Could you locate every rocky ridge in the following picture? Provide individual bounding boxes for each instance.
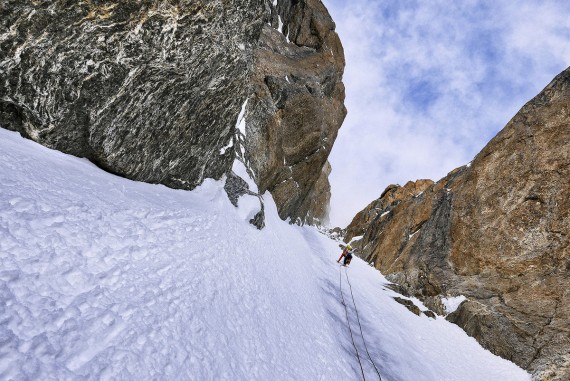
[345,67,570,380]
[0,0,345,227]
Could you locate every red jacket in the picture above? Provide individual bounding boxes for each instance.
[337,248,352,262]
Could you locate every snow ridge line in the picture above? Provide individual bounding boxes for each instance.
[339,265,366,380]
[345,268,383,380]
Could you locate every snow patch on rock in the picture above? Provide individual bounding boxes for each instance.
[442,295,468,314]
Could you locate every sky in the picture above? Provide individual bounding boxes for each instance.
[324,0,570,227]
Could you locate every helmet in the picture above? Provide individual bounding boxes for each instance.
[347,244,352,250]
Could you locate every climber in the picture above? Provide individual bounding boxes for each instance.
[337,244,354,266]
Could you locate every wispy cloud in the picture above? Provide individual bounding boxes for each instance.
[324,0,570,226]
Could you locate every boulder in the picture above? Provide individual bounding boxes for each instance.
[0,0,265,189]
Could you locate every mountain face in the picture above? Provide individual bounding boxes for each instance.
[0,0,344,226]
[345,68,570,380]
[244,0,346,225]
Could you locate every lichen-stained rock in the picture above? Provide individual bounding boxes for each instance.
[344,179,435,245]
[244,0,346,225]
[345,67,570,381]
[0,0,265,189]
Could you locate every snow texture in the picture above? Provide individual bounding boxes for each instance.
[277,16,290,43]
[219,137,234,155]
[232,159,258,194]
[0,129,531,380]
[236,99,248,135]
[441,295,468,315]
[348,235,363,244]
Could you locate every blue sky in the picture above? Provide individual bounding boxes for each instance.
[324,0,570,227]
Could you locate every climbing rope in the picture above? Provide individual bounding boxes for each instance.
[344,268,383,380]
[339,265,366,380]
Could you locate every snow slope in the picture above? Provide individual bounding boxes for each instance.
[0,128,531,381]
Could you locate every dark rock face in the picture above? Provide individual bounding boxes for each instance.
[0,0,345,227]
[345,67,570,380]
[244,0,346,224]
[224,172,256,208]
[0,1,265,189]
[223,171,265,229]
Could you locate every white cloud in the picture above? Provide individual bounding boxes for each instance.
[324,0,570,227]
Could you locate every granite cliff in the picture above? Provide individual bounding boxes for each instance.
[345,67,570,380]
[0,0,344,226]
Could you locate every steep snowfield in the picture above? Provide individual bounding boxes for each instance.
[0,129,530,381]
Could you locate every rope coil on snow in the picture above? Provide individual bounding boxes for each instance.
[339,265,366,380]
[344,268,383,380]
